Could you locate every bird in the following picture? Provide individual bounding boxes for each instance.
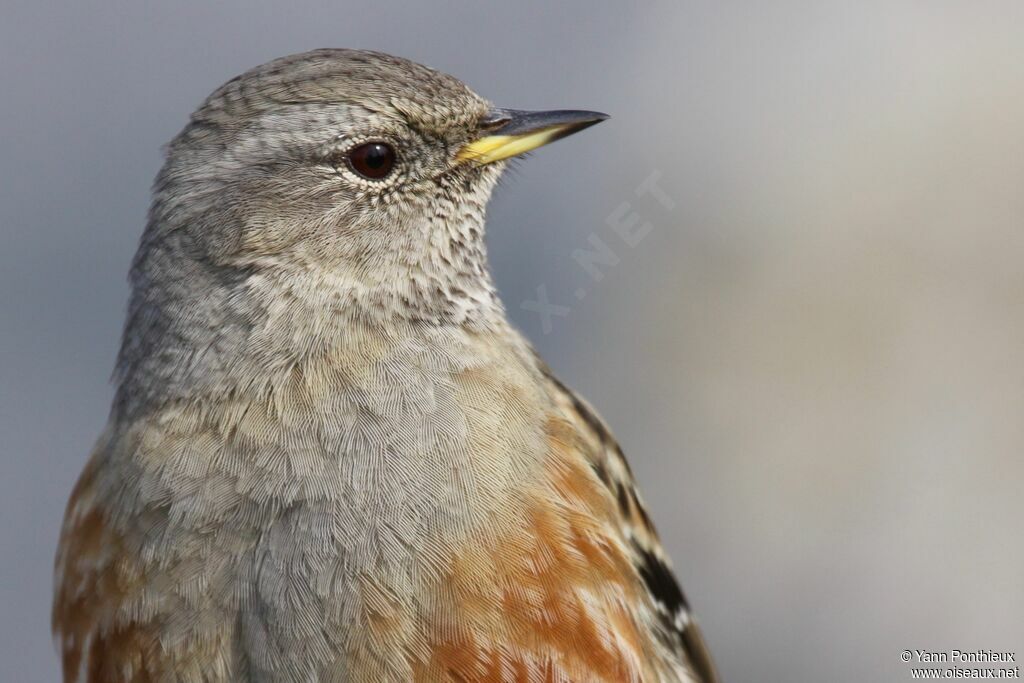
[52,49,719,683]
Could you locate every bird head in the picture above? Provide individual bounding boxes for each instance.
[146,49,604,308]
[119,50,605,398]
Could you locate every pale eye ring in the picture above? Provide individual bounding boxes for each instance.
[346,141,396,180]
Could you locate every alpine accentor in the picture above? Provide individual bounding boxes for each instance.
[53,49,718,683]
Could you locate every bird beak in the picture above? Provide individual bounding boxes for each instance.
[457,108,609,165]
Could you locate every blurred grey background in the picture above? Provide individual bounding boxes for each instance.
[2,1,1022,681]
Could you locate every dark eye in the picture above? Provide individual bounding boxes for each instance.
[346,142,396,180]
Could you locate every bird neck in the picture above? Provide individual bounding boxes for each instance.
[111,231,509,419]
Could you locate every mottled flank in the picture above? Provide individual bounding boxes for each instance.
[539,366,720,683]
[53,49,717,682]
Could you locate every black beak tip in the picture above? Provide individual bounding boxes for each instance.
[575,110,610,130]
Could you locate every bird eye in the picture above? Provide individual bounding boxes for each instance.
[346,142,396,180]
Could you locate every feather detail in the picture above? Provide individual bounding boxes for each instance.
[537,360,721,683]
